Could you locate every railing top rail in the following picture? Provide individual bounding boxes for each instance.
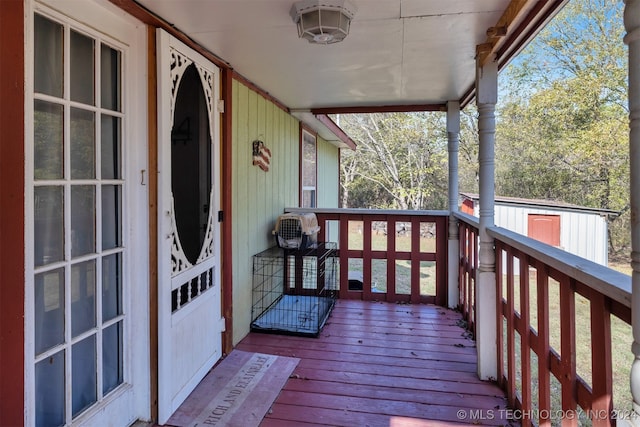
[488,225,631,309]
[284,207,449,217]
[453,211,480,228]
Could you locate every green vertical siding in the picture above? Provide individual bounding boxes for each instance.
[231,81,341,344]
[231,80,300,344]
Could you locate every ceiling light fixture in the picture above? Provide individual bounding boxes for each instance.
[290,0,357,45]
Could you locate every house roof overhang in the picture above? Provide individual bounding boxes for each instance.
[110,0,568,142]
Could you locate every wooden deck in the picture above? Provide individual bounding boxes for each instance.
[236,299,516,426]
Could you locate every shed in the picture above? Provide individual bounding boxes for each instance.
[460,193,619,266]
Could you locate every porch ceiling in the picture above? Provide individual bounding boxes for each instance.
[135,0,566,111]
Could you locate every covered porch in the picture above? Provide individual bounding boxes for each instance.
[239,299,509,426]
[169,299,512,426]
[167,206,632,426]
[116,0,640,424]
[136,0,639,421]
[2,0,639,425]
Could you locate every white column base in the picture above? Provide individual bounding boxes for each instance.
[476,269,498,381]
[448,239,459,309]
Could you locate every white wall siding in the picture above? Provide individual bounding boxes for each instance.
[493,204,608,266]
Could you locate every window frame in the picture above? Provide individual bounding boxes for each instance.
[299,125,317,208]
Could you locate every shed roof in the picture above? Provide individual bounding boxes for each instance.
[460,192,620,217]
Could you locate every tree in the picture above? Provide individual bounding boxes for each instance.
[496,0,629,255]
[339,112,449,210]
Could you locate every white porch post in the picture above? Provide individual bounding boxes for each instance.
[475,57,498,380]
[447,101,461,309]
[626,0,640,421]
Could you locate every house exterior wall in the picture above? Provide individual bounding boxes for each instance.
[491,204,609,266]
[230,79,340,344]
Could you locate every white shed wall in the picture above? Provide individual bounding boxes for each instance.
[490,204,608,266]
[472,203,609,266]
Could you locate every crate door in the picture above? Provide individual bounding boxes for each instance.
[156,29,223,424]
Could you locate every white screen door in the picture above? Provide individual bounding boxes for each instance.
[156,29,223,424]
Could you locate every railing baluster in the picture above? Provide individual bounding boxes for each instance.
[590,291,613,426]
[537,262,551,426]
[363,216,373,300]
[411,216,421,304]
[386,216,397,302]
[496,241,505,388]
[339,214,349,299]
[506,246,516,408]
[519,252,532,427]
[458,223,465,315]
[559,274,577,425]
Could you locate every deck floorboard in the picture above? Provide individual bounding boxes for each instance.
[236,300,516,426]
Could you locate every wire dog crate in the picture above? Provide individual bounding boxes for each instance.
[251,243,338,336]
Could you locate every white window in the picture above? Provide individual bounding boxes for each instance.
[301,127,317,208]
[31,12,125,424]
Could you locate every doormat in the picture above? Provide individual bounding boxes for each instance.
[165,350,299,427]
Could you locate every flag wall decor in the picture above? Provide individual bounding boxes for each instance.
[252,140,271,172]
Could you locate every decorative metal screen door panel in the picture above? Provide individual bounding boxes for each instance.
[156,29,223,424]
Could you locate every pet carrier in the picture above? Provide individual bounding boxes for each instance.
[273,212,320,249]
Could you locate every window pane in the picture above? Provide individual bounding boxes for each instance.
[35,350,65,427]
[34,14,63,97]
[71,186,95,258]
[71,260,96,337]
[102,185,121,250]
[103,321,123,395]
[302,131,316,187]
[303,189,316,208]
[70,108,95,179]
[72,335,97,417]
[70,30,95,105]
[34,186,64,267]
[35,268,65,354]
[34,100,64,180]
[102,253,122,321]
[301,130,316,208]
[101,44,121,111]
[101,115,121,179]
[170,64,213,264]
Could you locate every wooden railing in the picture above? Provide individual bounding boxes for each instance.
[456,212,479,336]
[456,212,632,426]
[285,208,449,305]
